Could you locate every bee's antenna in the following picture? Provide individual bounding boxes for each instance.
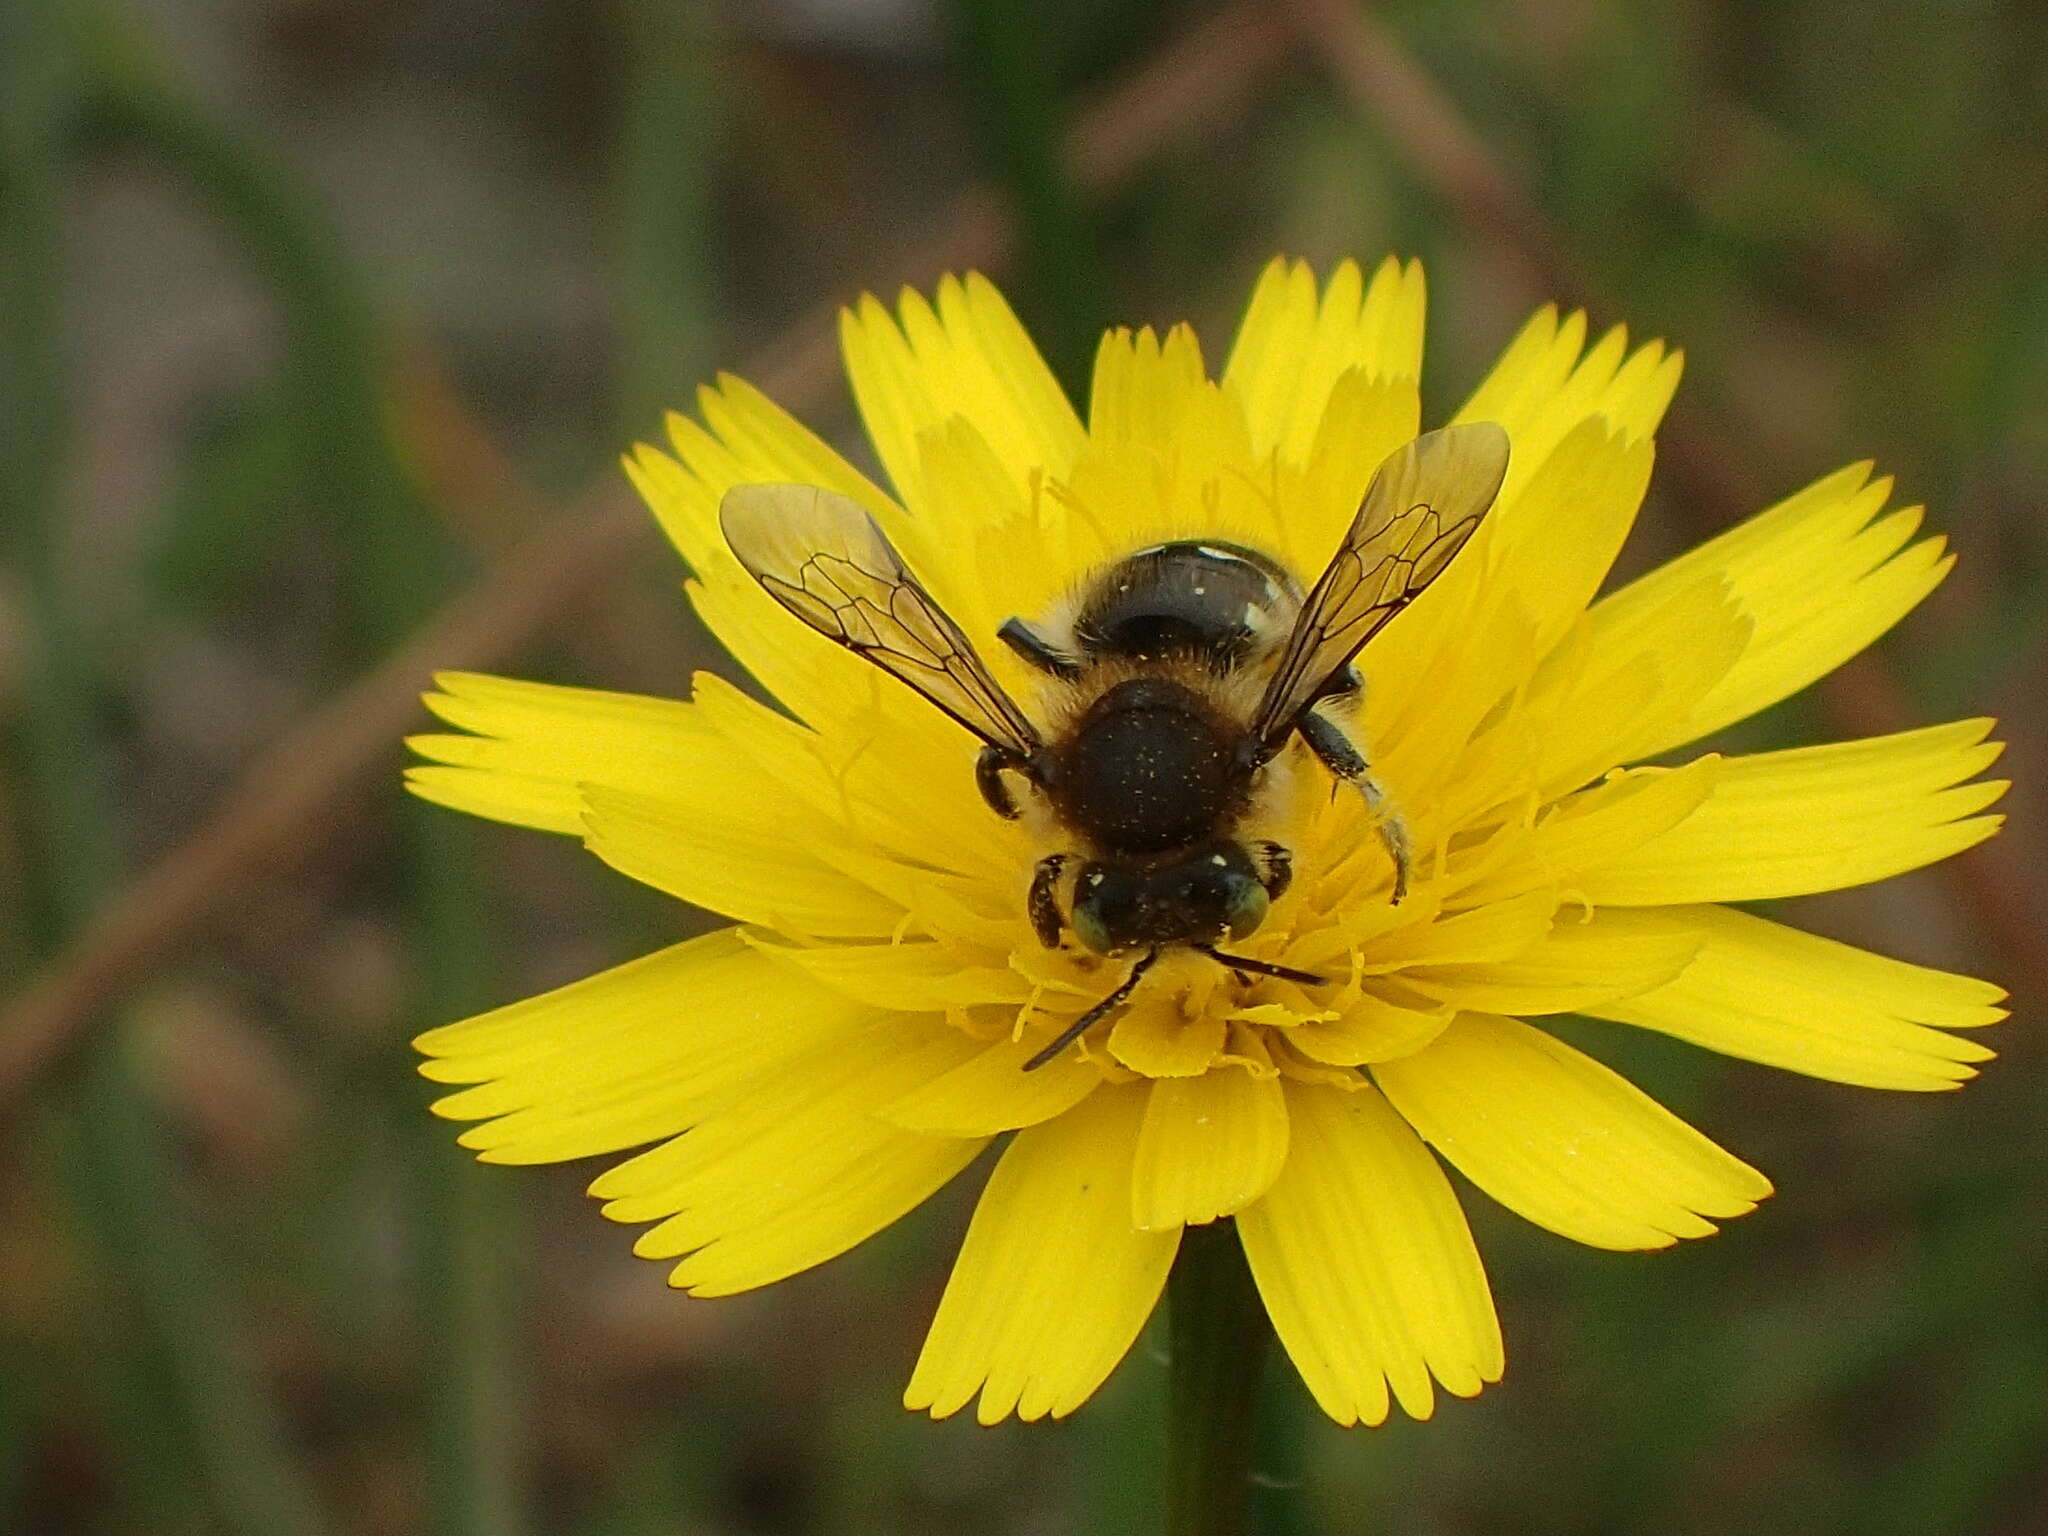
[1023,949,1160,1072]
[1194,945,1324,987]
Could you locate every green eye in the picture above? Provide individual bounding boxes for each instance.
[1224,877,1269,940]
[1071,901,1116,955]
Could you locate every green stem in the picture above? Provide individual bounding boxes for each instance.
[1165,1221,1271,1536]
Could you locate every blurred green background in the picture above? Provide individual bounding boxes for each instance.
[2,0,2044,1532]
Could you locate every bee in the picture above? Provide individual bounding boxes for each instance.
[720,422,1510,1069]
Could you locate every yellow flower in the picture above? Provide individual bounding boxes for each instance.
[407,257,2007,1428]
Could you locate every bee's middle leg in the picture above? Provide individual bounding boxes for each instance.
[1295,704,1412,903]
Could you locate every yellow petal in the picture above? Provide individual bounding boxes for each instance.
[1402,908,1701,1016]
[1270,366,1424,582]
[580,783,905,937]
[880,1033,1102,1136]
[593,1016,985,1295]
[1366,891,1558,971]
[1368,583,1538,801]
[746,935,1027,1012]
[1089,323,1209,448]
[1237,1081,1502,1427]
[407,671,714,836]
[1592,462,1951,755]
[1286,986,1452,1067]
[633,371,897,578]
[418,930,872,1164]
[1108,990,1227,1077]
[1455,757,1722,907]
[1224,256,1425,465]
[1480,418,1655,661]
[1575,720,2005,905]
[410,666,1002,902]
[839,273,1084,515]
[906,1086,1177,1423]
[1515,580,1753,797]
[1130,1068,1290,1230]
[1454,309,1680,510]
[1373,1013,1772,1250]
[624,390,912,733]
[686,670,1016,881]
[905,414,1038,641]
[658,1126,980,1296]
[1592,905,2003,1090]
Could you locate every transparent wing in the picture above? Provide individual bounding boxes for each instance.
[720,483,1042,758]
[1251,422,1511,746]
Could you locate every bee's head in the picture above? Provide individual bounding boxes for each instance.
[1070,840,1272,955]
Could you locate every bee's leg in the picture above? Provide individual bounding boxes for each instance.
[1023,948,1159,1071]
[976,744,1024,819]
[1254,840,1293,902]
[1028,854,1070,949]
[1296,706,1412,903]
[997,617,1082,681]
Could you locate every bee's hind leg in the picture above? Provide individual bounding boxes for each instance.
[1295,704,1412,904]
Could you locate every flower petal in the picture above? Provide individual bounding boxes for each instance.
[1591,905,2004,1091]
[623,389,926,733]
[1480,418,1655,661]
[1270,367,1424,582]
[1237,1081,1502,1427]
[1592,463,1951,756]
[595,1015,984,1292]
[1285,986,1451,1066]
[634,371,897,577]
[692,671,1017,876]
[747,936,1028,1012]
[1575,720,2005,904]
[1373,1013,1772,1250]
[1455,309,1680,509]
[407,671,716,835]
[1223,255,1425,465]
[906,1086,1178,1424]
[840,273,1085,515]
[1401,908,1701,1016]
[1512,580,1753,797]
[1108,990,1228,1077]
[1130,1068,1290,1230]
[1366,891,1558,971]
[418,930,872,1164]
[880,1032,1102,1136]
[1454,758,1722,907]
[580,783,906,936]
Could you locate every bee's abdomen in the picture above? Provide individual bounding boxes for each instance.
[1054,679,1242,855]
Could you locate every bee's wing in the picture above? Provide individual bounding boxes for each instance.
[1250,422,1510,747]
[720,483,1042,758]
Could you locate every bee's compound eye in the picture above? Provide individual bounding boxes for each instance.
[1223,875,1270,940]
[1071,900,1116,956]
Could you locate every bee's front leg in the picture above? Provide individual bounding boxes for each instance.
[1254,840,1293,902]
[1028,854,1071,948]
[1295,705,1412,904]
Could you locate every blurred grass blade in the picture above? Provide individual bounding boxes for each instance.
[2,8,327,1533]
[614,0,718,437]
[944,0,1109,397]
[67,4,524,1530]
